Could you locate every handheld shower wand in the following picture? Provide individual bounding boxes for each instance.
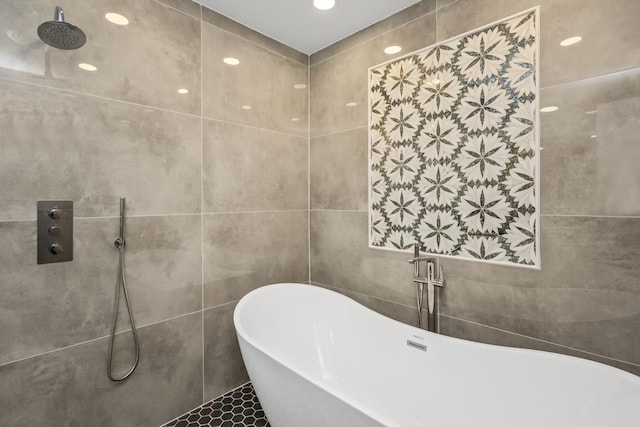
[107,197,140,381]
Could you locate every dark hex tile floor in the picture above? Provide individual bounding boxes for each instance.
[162,383,270,427]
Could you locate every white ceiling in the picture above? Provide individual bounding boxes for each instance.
[195,0,422,55]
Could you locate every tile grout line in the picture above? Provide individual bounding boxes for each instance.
[0,210,315,223]
[2,212,639,225]
[150,0,200,20]
[0,80,306,141]
[202,116,307,139]
[0,309,203,369]
[308,54,312,284]
[310,208,368,213]
[202,300,239,313]
[200,5,206,405]
[539,67,640,91]
[0,77,201,120]
[202,209,309,215]
[77,213,201,220]
[311,281,417,310]
[311,125,368,139]
[440,314,640,368]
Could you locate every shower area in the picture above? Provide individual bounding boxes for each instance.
[1,0,639,425]
[0,0,308,424]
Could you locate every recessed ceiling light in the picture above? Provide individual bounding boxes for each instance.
[560,36,582,47]
[345,102,357,107]
[540,106,559,113]
[223,57,240,65]
[291,117,300,122]
[78,63,97,71]
[591,134,597,138]
[178,88,189,94]
[105,13,129,26]
[242,105,252,110]
[294,83,307,89]
[313,0,335,11]
[585,110,598,115]
[539,147,544,151]
[384,45,402,55]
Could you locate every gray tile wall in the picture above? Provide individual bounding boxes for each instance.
[0,0,308,425]
[3,0,638,423]
[309,0,640,375]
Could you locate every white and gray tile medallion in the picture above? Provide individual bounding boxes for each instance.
[369,8,540,268]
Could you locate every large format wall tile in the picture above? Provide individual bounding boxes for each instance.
[119,215,202,327]
[203,120,308,212]
[540,69,640,216]
[0,0,201,114]
[202,23,308,136]
[310,210,417,307]
[203,302,249,402]
[0,215,202,366]
[310,127,368,211]
[436,0,640,87]
[203,211,309,309]
[0,219,114,366]
[0,81,201,220]
[310,12,437,137]
[439,315,640,376]
[0,313,202,427]
[439,216,640,365]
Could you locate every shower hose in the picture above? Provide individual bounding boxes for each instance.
[107,198,140,381]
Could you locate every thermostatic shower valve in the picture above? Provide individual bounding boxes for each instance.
[37,200,73,264]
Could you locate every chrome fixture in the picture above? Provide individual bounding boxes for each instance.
[37,201,73,264]
[406,243,445,332]
[406,339,427,352]
[107,197,140,381]
[37,6,86,50]
[406,244,430,328]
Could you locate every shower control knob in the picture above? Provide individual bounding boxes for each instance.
[48,225,62,236]
[48,208,63,219]
[49,243,64,255]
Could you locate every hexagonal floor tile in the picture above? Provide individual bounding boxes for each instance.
[162,383,270,427]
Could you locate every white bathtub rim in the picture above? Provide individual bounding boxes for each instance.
[234,283,640,425]
[235,283,397,425]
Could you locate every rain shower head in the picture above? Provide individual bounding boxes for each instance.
[37,6,86,50]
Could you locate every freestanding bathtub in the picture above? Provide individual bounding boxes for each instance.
[234,283,640,427]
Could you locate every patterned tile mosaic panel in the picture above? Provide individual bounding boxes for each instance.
[162,383,270,427]
[368,8,540,268]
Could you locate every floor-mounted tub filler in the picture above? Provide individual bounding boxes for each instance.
[234,283,640,427]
